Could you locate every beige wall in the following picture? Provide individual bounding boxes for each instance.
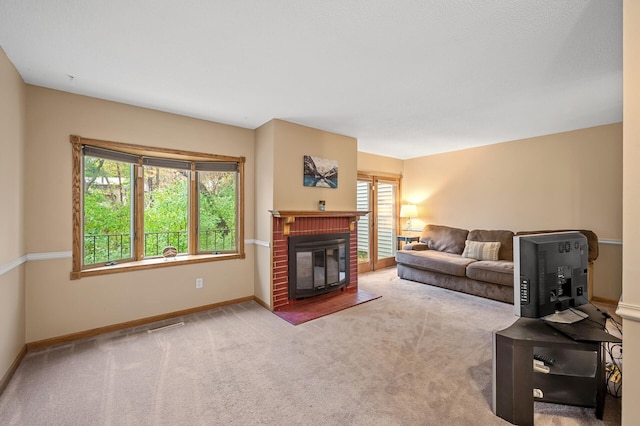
[23,86,256,342]
[402,123,623,300]
[253,119,359,309]
[254,120,275,306]
[272,119,357,211]
[594,243,623,302]
[358,151,404,177]
[0,48,26,381]
[621,1,640,424]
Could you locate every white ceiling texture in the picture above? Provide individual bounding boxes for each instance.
[0,1,622,159]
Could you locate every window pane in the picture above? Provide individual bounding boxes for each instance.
[198,171,237,252]
[313,249,325,288]
[83,155,133,265]
[296,252,313,290]
[144,165,189,257]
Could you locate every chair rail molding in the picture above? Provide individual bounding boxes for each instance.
[26,251,73,261]
[617,301,640,323]
[0,255,27,276]
[599,238,623,245]
[1,240,265,277]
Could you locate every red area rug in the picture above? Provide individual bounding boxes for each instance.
[274,289,381,325]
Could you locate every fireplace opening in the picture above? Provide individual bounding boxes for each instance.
[288,233,350,299]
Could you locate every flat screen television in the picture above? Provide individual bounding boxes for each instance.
[514,231,589,318]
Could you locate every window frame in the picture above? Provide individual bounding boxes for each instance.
[70,135,245,280]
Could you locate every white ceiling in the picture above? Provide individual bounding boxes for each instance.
[0,1,622,159]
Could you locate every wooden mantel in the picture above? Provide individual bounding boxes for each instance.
[270,210,369,236]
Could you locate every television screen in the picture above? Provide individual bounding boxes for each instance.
[514,232,589,318]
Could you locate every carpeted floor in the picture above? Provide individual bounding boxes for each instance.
[0,267,622,425]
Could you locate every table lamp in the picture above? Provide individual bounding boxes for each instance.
[400,204,418,230]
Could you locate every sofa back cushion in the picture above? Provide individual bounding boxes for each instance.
[468,229,515,261]
[419,224,469,254]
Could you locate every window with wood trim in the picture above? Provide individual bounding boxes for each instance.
[70,135,245,279]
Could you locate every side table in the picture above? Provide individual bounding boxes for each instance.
[397,235,419,250]
[492,305,620,426]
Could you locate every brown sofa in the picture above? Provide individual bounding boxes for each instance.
[395,224,599,304]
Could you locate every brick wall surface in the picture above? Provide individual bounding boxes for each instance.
[272,217,358,310]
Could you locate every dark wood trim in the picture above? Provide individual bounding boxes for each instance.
[71,252,245,280]
[70,136,83,275]
[269,210,367,218]
[269,210,369,235]
[356,172,402,272]
[26,296,254,351]
[0,345,27,397]
[70,135,244,163]
[70,134,245,278]
[358,171,402,180]
[134,161,144,260]
[238,160,245,257]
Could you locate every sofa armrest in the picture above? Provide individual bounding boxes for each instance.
[404,242,429,251]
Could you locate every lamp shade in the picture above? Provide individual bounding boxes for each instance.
[400,204,418,218]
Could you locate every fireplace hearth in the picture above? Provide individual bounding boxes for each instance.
[288,233,350,299]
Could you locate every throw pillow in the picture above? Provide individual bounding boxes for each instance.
[461,240,501,261]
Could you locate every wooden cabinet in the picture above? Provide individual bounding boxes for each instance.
[492,305,620,426]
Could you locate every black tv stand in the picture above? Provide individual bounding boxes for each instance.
[492,305,620,426]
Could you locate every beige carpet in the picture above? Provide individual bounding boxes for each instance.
[0,267,621,425]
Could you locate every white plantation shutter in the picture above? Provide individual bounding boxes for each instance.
[377,182,396,259]
[357,181,370,256]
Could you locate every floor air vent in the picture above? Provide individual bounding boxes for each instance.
[147,321,185,333]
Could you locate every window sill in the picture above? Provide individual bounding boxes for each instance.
[70,252,245,280]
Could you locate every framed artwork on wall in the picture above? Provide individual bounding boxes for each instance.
[303,155,338,188]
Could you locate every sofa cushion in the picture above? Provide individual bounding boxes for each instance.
[419,224,469,254]
[396,250,476,277]
[461,240,501,261]
[465,260,514,287]
[468,229,515,261]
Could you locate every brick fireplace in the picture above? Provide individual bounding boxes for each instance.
[270,211,365,310]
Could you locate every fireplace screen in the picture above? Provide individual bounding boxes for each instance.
[289,233,349,299]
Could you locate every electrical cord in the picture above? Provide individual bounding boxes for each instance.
[605,339,623,398]
[548,298,623,397]
[587,301,623,398]
[548,296,617,331]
